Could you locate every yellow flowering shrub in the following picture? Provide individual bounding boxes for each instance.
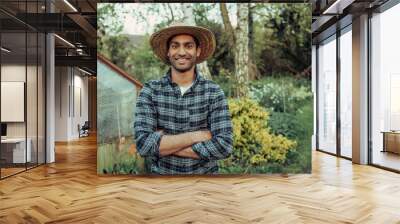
[223,98,296,168]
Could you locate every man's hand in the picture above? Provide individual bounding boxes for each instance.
[173,147,200,159]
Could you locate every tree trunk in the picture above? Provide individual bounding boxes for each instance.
[248,4,260,80]
[165,3,175,23]
[235,3,250,97]
[219,3,236,48]
[248,4,254,62]
[181,3,212,80]
[181,3,195,24]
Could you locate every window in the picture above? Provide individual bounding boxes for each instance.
[0,2,46,179]
[317,35,337,154]
[339,27,352,158]
[371,3,400,171]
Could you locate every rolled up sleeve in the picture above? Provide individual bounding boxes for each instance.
[134,83,162,157]
[192,88,233,160]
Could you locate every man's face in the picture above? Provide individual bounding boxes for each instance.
[167,34,201,73]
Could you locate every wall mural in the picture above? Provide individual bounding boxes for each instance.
[97,3,312,175]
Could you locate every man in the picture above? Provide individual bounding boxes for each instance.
[134,22,233,174]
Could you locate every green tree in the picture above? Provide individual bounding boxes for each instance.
[253,4,311,77]
[125,36,167,83]
[97,4,131,71]
[234,3,250,97]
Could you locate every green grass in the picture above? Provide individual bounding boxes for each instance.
[97,137,146,175]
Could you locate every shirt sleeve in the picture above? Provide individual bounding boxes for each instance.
[191,87,233,161]
[134,83,162,157]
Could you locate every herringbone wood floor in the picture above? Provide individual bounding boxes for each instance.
[1,134,400,224]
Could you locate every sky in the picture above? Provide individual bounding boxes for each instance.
[119,3,238,36]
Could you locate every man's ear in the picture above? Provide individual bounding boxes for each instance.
[196,47,201,57]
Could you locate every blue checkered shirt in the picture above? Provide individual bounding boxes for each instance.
[134,69,233,174]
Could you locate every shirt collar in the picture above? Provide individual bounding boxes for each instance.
[163,67,203,90]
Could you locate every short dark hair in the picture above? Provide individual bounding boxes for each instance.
[166,34,200,49]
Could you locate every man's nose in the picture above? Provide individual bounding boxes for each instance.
[177,46,186,56]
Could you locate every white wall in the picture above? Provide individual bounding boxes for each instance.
[55,66,69,141]
[55,67,89,141]
[0,65,39,137]
[1,82,25,122]
[72,71,89,138]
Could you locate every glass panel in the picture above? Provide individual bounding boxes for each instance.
[0,1,46,178]
[317,35,337,154]
[312,45,317,151]
[38,32,45,164]
[1,31,27,177]
[97,60,141,174]
[340,28,352,158]
[371,4,400,171]
[27,31,38,169]
[0,1,30,32]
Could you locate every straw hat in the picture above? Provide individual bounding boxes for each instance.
[149,22,216,64]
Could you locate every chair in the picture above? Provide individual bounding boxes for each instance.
[79,121,90,138]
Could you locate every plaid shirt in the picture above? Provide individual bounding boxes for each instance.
[134,69,233,174]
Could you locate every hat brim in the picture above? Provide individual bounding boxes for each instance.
[150,25,216,65]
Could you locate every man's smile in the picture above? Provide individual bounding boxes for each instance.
[176,58,190,64]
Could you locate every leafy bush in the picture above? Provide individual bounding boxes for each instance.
[246,76,313,173]
[268,110,312,173]
[268,112,301,139]
[219,98,296,173]
[290,103,313,173]
[249,76,312,113]
[212,68,237,98]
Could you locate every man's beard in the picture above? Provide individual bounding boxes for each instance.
[169,56,197,73]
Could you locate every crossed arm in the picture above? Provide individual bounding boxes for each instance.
[157,130,212,159]
[134,83,233,161]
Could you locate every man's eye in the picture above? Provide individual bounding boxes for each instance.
[186,44,193,49]
[171,45,178,49]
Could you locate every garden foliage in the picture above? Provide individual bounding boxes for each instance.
[219,98,296,173]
